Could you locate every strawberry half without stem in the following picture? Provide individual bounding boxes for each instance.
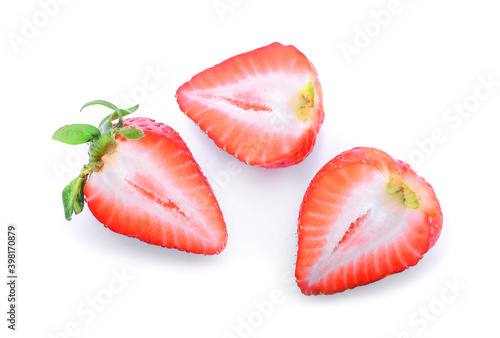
[53,100,227,255]
[295,147,443,295]
[176,42,324,168]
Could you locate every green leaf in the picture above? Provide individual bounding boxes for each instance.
[81,100,124,128]
[81,99,120,113]
[73,178,85,214]
[52,124,101,145]
[98,115,113,133]
[62,175,86,220]
[117,126,145,140]
[99,115,110,128]
[98,107,137,128]
[124,104,139,113]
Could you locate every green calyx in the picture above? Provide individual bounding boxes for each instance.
[297,81,315,121]
[52,100,145,220]
[386,177,420,209]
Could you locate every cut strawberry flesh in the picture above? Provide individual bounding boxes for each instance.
[176,42,324,168]
[296,147,442,295]
[180,72,309,155]
[84,118,227,255]
[302,170,427,286]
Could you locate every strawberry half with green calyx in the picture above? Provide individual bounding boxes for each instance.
[176,42,324,168]
[53,100,228,255]
[295,147,443,295]
[53,100,144,220]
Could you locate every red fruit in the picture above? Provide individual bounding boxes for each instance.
[53,101,227,255]
[295,147,442,295]
[176,42,324,168]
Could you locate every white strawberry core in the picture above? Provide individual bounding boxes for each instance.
[307,171,419,286]
[188,72,311,135]
[89,144,217,242]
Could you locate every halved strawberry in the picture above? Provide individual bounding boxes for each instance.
[295,147,442,295]
[53,100,227,255]
[176,42,324,168]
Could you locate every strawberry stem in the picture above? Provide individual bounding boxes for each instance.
[88,131,117,165]
[54,100,145,220]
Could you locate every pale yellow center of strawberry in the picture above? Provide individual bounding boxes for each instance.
[296,81,315,121]
[386,176,420,209]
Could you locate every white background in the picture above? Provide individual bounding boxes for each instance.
[1,0,499,337]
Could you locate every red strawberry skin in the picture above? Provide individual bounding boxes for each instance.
[295,147,442,295]
[176,42,324,168]
[83,117,228,255]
